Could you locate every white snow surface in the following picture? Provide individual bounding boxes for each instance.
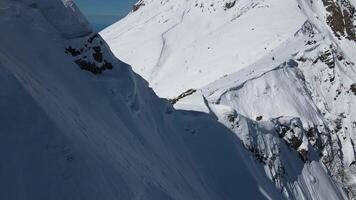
[102,0,356,199]
[0,1,293,199]
[102,0,306,98]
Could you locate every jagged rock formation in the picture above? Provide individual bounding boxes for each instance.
[65,34,114,74]
[169,89,197,105]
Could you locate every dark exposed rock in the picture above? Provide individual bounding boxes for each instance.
[67,34,114,75]
[350,83,356,95]
[65,46,81,57]
[276,124,290,138]
[102,60,113,70]
[298,149,309,162]
[319,46,335,68]
[92,46,103,63]
[323,0,345,39]
[337,54,344,61]
[334,114,344,132]
[289,135,302,149]
[169,89,197,105]
[74,59,114,75]
[322,0,356,40]
[298,21,317,37]
[297,57,307,62]
[75,59,102,74]
[273,117,311,162]
[306,40,317,45]
[306,127,323,150]
[133,1,145,12]
[248,146,267,164]
[341,0,356,40]
[256,116,263,121]
[225,1,236,9]
[227,114,236,123]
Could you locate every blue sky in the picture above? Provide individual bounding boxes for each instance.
[75,0,136,28]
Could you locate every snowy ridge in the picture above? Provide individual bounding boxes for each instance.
[103,0,356,198]
[0,0,292,199]
[0,0,92,38]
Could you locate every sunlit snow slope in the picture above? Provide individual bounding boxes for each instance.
[103,0,356,199]
[102,0,307,98]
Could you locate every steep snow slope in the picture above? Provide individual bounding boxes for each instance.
[102,0,356,199]
[102,0,307,98]
[0,0,294,199]
[198,3,356,197]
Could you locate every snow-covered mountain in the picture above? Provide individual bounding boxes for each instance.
[102,0,356,199]
[0,0,311,199]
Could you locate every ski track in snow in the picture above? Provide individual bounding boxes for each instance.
[150,9,189,82]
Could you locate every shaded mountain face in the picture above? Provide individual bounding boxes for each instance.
[102,0,356,199]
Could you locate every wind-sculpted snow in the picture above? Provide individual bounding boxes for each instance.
[0,0,287,199]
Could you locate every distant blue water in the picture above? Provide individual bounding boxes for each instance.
[75,0,130,32]
[93,24,109,32]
